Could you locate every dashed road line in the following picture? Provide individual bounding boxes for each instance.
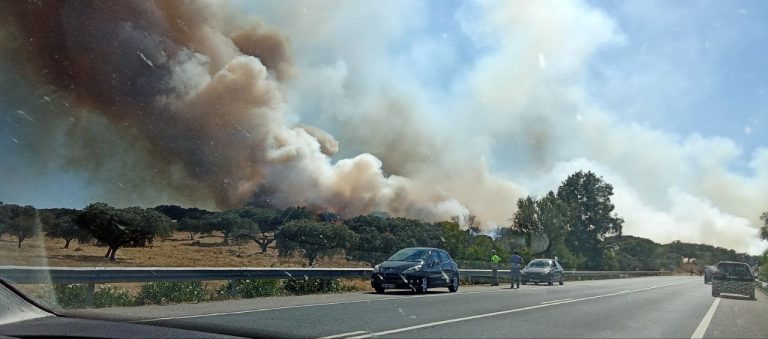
[691,297,720,339]
[540,297,573,304]
[318,330,368,339]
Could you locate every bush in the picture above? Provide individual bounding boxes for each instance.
[283,278,342,295]
[53,284,88,309]
[219,279,283,299]
[137,281,205,305]
[759,265,768,282]
[94,286,135,308]
[337,278,365,292]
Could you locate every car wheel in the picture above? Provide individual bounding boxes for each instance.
[559,274,564,285]
[415,277,428,294]
[521,280,527,285]
[448,275,459,292]
[712,290,719,297]
[374,286,385,294]
[548,275,554,286]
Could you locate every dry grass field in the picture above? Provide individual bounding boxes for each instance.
[0,231,369,268]
[2,231,373,301]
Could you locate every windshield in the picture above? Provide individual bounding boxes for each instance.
[528,260,553,268]
[1,1,768,338]
[387,249,430,262]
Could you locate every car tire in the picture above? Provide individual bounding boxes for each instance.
[712,290,719,297]
[415,277,428,294]
[374,286,385,294]
[448,275,459,292]
[548,275,554,286]
[559,274,564,285]
[521,280,527,285]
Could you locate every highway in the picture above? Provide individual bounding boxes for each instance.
[81,276,767,338]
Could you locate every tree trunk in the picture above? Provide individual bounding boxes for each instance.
[256,235,273,253]
[222,232,229,245]
[109,247,118,261]
[189,232,196,241]
[64,238,72,249]
[308,256,316,267]
[17,237,23,248]
[104,247,112,258]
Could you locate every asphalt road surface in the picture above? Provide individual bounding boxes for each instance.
[83,276,767,338]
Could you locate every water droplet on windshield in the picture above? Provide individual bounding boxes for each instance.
[16,110,34,122]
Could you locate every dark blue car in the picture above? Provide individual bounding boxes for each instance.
[370,247,460,294]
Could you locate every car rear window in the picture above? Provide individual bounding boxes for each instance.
[528,260,553,268]
[716,263,752,279]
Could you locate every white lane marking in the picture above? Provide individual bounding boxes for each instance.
[317,330,367,339]
[344,281,688,339]
[691,297,720,339]
[540,298,573,304]
[134,287,532,322]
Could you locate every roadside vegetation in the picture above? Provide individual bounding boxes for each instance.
[0,170,762,272]
[28,278,366,309]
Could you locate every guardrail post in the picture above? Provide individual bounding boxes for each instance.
[321,278,329,292]
[85,283,95,307]
[229,280,238,297]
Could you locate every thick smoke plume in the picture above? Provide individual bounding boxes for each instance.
[0,0,480,220]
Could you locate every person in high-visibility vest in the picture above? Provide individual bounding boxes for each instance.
[490,250,501,286]
[510,250,524,289]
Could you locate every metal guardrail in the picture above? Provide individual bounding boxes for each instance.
[0,266,373,284]
[0,266,671,285]
[459,269,671,283]
[461,269,671,277]
[757,279,767,294]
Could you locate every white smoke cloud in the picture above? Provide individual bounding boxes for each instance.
[249,0,767,253]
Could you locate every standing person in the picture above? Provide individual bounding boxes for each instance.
[510,250,524,289]
[490,250,501,286]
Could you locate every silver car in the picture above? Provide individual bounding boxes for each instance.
[521,259,564,286]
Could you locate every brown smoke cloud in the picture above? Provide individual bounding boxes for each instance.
[0,0,475,219]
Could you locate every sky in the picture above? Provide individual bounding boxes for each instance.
[1,0,767,254]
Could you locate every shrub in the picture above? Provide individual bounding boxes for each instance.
[337,278,366,292]
[283,278,342,295]
[137,281,205,305]
[219,279,283,299]
[94,286,135,308]
[52,284,88,309]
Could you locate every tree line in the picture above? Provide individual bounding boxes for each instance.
[0,170,763,270]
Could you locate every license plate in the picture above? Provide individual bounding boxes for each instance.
[382,284,396,288]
